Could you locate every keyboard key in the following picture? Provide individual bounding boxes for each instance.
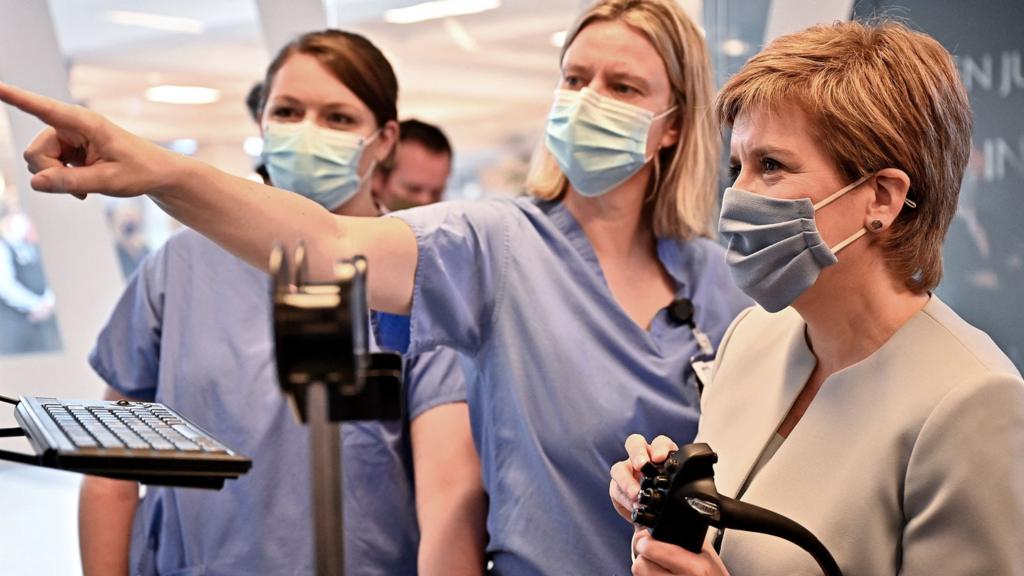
[96,436,125,449]
[173,441,201,451]
[171,424,203,441]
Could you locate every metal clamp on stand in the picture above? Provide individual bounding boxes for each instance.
[270,244,403,576]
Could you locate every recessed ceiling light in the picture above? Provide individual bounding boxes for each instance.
[145,85,221,105]
[443,18,479,52]
[721,39,749,57]
[107,10,205,35]
[384,0,500,24]
[550,30,567,48]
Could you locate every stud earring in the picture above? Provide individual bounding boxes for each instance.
[870,220,884,231]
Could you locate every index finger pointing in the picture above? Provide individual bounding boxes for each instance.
[0,82,83,130]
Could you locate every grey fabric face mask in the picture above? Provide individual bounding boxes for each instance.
[717,174,872,312]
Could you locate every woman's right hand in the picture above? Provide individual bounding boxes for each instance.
[609,434,679,522]
[0,82,185,199]
[632,531,730,576]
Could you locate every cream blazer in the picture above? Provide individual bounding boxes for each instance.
[696,296,1024,575]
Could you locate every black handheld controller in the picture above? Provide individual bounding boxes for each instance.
[631,443,843,576]
[632,443,720,553]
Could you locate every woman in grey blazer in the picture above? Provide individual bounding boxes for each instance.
[611,20,1024,576]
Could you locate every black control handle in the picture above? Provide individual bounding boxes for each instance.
[631,443,842,576]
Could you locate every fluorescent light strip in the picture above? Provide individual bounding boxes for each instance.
[108,10,205,35]
[385,0,500,24]
[145,85,221,105]
[443,18,479,52]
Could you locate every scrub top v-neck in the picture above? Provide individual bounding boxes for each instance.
[377,197,751,575]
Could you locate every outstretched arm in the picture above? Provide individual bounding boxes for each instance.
[0,83,417,313]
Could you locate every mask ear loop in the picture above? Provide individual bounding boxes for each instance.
[357,129,383,179]
[830,227,867,253]
[821,173,919,254]
[813,173,873,211]
[814,173,872,254]
[643,104,678,203]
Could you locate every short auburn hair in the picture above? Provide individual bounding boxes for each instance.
[716,20,972,293]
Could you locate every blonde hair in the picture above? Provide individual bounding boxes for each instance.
[716,20,972,293]
[527,0,719,240]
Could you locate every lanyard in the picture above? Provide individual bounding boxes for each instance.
[668,298,715,394]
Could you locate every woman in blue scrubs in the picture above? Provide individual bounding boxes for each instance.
[77,30,473,575]
[0,1,749,573]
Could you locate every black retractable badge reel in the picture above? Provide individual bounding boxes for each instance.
[668,298,715,394]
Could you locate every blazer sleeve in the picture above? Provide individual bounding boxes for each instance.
[901,370,1024,575]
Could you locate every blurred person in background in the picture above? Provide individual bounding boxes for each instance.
[105,198,149,278]
[77,30,475,576]
[246,81,271,184]
[0,197,60,355]
[373,118,452,210]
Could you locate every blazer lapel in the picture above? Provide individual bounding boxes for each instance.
[700,309,816,499]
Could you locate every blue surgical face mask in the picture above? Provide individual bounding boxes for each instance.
[262,121,378,211]
[544,87,676,197]
[717,174,873,312]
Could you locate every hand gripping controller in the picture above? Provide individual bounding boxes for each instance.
[631,443,843,576]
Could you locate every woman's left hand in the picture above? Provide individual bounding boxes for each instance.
[610,434,679,522]
[632,530,730,576]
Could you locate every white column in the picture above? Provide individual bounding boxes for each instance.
[254,0,328,56]
[0,0,121,400]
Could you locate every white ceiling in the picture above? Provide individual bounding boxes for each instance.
[25,0,582,175]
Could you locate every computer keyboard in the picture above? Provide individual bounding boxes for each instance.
[14,396,251,489]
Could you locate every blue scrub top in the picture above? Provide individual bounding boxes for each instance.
[375,198,751,575]
[90,229,465,576]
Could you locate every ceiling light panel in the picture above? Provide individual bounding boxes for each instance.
[385,0,500,24]
[107,10,205,34]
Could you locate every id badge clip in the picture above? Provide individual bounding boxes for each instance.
[668,298,716,395]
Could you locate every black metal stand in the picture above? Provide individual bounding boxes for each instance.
[270,245,403,576]
[308,381,345,576]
